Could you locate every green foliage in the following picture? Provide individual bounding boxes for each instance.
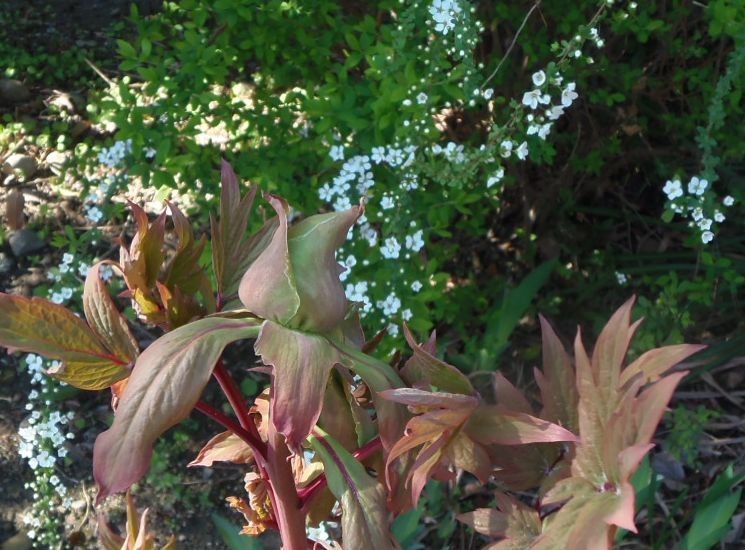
[667,405,720,468]
[681,466,744,550]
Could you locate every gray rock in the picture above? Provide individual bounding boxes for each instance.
[45,150,69,175]
[2,154,38,181]
[0,78,30,104]
[9,229,45,257]
[0,252,14,274]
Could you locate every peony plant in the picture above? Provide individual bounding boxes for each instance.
[0,162,702,549]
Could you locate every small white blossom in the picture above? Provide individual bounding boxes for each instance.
[500,140,513,158]
[714,210,726,223]
[482,88,494,100]
[532,70,547,87]
[329,145,345,162]
[561,83,579,107]
[522,89,542,110]
[547,105,565,120]
[416,92,428,104]
[701,231,714,244]
[411,281,423,292]
[698,218,713,231]
[538,123,552,140]
[85,206,104,224]
[380,195,395,210]
[723,195,735,206]
[687,176,708,196]
[405,230,425,252]
[663,179,684,200]
[380,236,402,259]
[516,141,529,160]
[615,272,628,285]
[371,146,386,164]
[487,167,505,188]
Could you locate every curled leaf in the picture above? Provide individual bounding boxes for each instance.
[239,194,362,333]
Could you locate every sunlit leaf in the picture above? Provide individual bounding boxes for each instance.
[0,293,130,390]
[189,431,254,468]
[93,317,260,500]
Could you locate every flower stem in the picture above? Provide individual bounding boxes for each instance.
[264,423,308,549]
[213,360,267,459]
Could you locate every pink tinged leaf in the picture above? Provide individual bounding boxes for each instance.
[211,161,260,299]
[537,315,578,430]
[444,433,492,482]
[458,493,541,547]
[379,387,479,410]
[400,324,474,395]
[633,370,687,445]
[285,204,363,332]
[254,320,341,454]
[565,494,619,550]
[83,262,139,366]
[619,344,705,387]
[408,434,450,506]
[0,293,130,390]
[466,406,578,446]
[124,202,167,289]
[492,372,533,414]
[238,195,301,325]
[591,297,642,420]
[309,429,398,550]
[188,431,254,467]
[572,327,607,480]
[603,444,654,533]
[541,476,595,507]
[93,317,259,501]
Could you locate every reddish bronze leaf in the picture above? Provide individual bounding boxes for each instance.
[0,293,130,390]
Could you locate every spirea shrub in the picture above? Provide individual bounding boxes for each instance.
[0,163,703,548]
[73,0,743,358]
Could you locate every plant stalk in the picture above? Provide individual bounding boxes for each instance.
[213,359,267,458]
[194,400,266,467]
[264,423,308,550]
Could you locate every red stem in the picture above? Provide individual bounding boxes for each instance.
[265,423,308,549]
[213,360,267,459]
[298,436,383,509]
[194,401,266,466]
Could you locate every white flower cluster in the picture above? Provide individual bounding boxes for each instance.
[522,71,577,127]
[377,291,402,316]
[663,176,734,244]
[429,0,463,35]
[345,280,373,313]
[431,141,466,164]
[97,138,133,168]
[17,354,76,543]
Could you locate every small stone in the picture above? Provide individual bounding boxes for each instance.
[2,154,38,181]
[0,78,30,104]
[3,174,19,187]
[9,228,45,257]
[45,150,69,175]
[0,252,14,274]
